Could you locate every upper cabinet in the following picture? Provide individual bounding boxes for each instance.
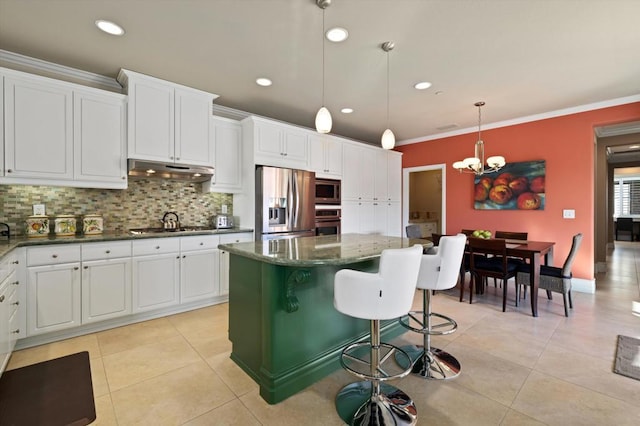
[117,69,217,167]
[1,67,127,189]
[342,141,402,202]
[204,116,243,193]
[243,116,309,170]
[309,134,343,179]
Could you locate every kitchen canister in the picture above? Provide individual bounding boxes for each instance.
[83,214,104,235]
[25,215,50,238]
[54,215,77,236]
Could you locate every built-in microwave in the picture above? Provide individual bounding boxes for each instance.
[315,178,341,205]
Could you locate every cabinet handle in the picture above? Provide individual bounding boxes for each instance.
[12,301,19,306]
[182,255,186,258]
[52,254,58,258]
[106,250,111,254]
[7,169,12,173]
[11,260,19,265]
[0,295,4,303]
[122,176,126,180]
[84,266,89,269]
[170,156,174,160]
[74,267,79,270]
[200,242,204,246]
[11,329,19,334]
[176,255,180,259]
[176,157,180,161]
[12,281,19,286]
[156,246,160,249]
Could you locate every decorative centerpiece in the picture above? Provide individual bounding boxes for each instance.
[54,215,77,236]
[26,215,50,238]
[82,214,104,235]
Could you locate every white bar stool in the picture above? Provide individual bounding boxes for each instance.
[333,244,423,426]
[398,234,467,380]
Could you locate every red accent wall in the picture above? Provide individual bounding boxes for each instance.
[397,102,640,280]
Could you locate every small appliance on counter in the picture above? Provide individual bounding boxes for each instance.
[26,215,50,238]
[83,214,104,235]
[54,215,77,236]
[215,214,234,229]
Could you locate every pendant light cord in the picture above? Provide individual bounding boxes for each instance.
[322,8,325,107]
[386,48,390,128]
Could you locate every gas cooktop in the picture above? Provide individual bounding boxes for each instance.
[129,226,216,235]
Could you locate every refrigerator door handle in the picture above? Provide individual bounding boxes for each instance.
[292,171,299,227]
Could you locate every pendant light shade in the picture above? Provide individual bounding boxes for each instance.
[315,0,332,134]
[315,106,332,134]
[381,129,395,150]
[381,41,395,149]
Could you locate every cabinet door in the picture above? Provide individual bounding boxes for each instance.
[128,78,174,162]
[175,88,213,166]
[132,253,180,313]
[359,201,377,234]
[341,200,361,234]
[82,258,132,324]
[254,120,283,159]
[74,91,127,186]
[374,150,389,201]
[210,117,242,192]
[387,152,402,202]
[386,202,402,237]
[324,137,343,177]
[308,135,326,175]
[4,75,73,179]
[27,263,81,335]
[282,127,309,168]
[342,144,362,200]
[180,249,219,303]
[309,135,343,178]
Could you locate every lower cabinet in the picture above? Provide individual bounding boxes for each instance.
[132,238,180,313]
[81,258,132,324]
[1,250,22,374]
[180,235,220,303]
[342,200,401,237]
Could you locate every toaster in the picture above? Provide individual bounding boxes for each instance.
[215,214,234,229]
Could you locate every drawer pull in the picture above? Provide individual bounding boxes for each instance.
[84,266,89,269]
[12,281,19,286]
[12,301,19,306]
[200,242,204,246]
[176,256,180,259]
[156,246,160,249]
[0,295,4,302]
[106,250,111,254]
[11,329,19,334]
[52,254,58,258]
[182,255,186,258]
[74,267,79,270]
[11,260,19,265]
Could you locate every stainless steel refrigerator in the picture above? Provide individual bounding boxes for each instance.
[256,166,316,240]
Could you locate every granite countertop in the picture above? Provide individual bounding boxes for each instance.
[0,228,254,258]
[218,233,433,266]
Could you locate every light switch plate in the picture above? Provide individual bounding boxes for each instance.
[563,209,575,219]
[33,204,46,215]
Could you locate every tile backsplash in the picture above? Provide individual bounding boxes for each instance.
[0,179,233,236]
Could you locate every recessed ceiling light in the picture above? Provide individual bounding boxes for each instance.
[341,108,353,114]
[256,78,272,87]
[95,19,125,36]
[326,27,349,42]
[414,81,432,90]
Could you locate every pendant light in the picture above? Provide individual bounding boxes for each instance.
[381,41,395,150]
[315,0,332,134]
[452,101,505,175]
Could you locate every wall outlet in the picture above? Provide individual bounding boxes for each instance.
[221,204,228,214]
[563,209,575,219]
[33,204,46,215]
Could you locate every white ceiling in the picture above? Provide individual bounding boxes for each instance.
[0,0,639,146]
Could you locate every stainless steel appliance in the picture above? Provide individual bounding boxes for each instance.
[256,166,316,240]
[128,159,214,183]
[315,208,341,236]
[315,178,341,205]
[215,214,234,229]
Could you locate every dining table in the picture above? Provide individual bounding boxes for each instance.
[463,238,555,317]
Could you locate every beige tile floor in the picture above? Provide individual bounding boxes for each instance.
[7,241,640,425]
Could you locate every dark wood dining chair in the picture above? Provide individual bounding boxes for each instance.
[493,231,528,289]
[464,237,521,311]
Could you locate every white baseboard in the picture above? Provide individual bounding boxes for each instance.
[572,277,596,294]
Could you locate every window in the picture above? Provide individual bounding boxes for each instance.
[614,178,640,216]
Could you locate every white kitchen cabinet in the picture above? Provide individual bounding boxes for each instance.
[180,235,220,303]
[73,90,127,186]
[342,142,376,201]
[132,238,180,313]
[118,69,217,167]
[206,116,243,193]
[387,152,402,202]
[244,116,309,169]
[3,72,73,180]
[0,249,22,375]
[1,68,127,188]
[81,241,132,324]
[26,244,82,336]
[218,232,253,296]
[309,134,343,179]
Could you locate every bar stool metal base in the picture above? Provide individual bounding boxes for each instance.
[335,381,418,426]
[401,345,461,380]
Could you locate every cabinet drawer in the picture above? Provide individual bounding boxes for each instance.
[0,251,19,282]
[219,233,253,244]
[180,235,220,252]
[133,238,180,256]
[82,241,132,260]
[27,245,81,266]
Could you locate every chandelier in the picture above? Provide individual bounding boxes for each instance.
[452,101,505,175]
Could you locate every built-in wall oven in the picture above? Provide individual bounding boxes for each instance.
[315,207,341,236]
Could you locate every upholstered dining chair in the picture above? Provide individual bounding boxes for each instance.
[465,237,521,311]
[493,231,528,290]
[516,233,583,317]
[615,218,635,241]
[406,224,424,239]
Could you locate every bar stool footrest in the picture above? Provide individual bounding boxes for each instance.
[340,341,414,381]
[398,311,458,336]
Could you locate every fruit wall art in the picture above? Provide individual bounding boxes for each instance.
[474,160,546,210]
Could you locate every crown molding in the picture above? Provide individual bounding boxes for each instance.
[397,94,640,146]
[0,49,122,92]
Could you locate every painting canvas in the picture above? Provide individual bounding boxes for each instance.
[474,160,545,210]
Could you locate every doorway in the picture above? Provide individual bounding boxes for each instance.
[403,164,446,238]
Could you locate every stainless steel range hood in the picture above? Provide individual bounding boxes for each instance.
[128,159,214,183]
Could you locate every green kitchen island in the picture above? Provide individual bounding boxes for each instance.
[219,233,432,404]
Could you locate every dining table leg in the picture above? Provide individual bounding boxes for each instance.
[529,253,541,317]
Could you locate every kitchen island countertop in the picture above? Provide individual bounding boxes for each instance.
[0,227,254,258]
